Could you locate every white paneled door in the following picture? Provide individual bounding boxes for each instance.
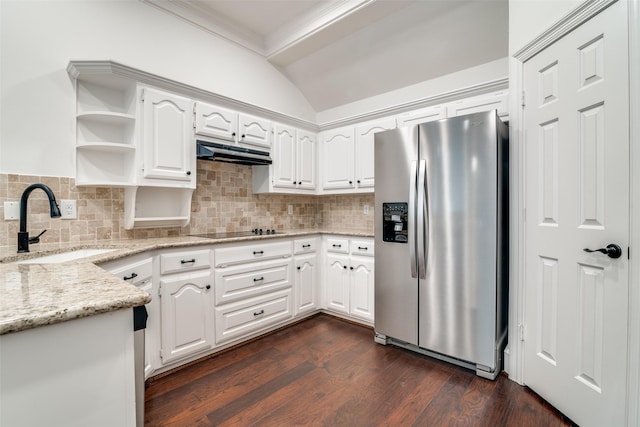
[523,2,629,426]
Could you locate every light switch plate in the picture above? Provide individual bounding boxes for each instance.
[363,204,370,215]
[4,201,19,220]
[287,205,293,215]
[60,199,77,219]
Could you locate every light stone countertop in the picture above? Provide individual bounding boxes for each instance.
[0,229,373,335]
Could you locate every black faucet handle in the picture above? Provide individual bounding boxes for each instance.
[28,229,47,244]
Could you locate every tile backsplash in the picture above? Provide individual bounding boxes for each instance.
[0,160,374,250]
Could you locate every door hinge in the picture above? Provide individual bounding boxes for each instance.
[521,90,526,108]
[140,88,145,102]
[519,323,525,341]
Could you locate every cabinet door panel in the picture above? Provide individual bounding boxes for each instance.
[141,87,194,182]
[238,113,271,149]
[297,130,317,190]
[296,253,317,315]
[350,257,374,322]
[195,102,237,142]
[272,124,297,188]
[355,118,396,189]
[160,272,213,365]
[325,253,350,313]
[321,128,354,190]
[397,105,446,127]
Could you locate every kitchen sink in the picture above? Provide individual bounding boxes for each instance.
[15,248,118,264]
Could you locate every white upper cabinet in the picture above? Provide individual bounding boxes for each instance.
[397,104,447,127]
[238,113,272,150]
[194,102,237,143]
[252,124,317,194]
[195,102,272,151]
[272,124,297,188]
[296,129,316,190]
[354,118,396,190]
[140,87,195,186]
[446,91,509,119]
[320,126,354,191]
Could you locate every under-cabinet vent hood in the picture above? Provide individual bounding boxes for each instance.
[196,140,272,166]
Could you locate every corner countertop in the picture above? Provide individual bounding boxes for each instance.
[0,229,373,336]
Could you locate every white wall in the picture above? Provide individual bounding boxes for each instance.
[315,58,508,125]
[0,0,315,177]
[509,0,583,53]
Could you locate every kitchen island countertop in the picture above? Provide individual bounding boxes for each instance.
[0,229,373,335]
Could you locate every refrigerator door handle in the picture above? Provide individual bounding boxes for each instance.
[417,159,427,279]
[409,160,418,278]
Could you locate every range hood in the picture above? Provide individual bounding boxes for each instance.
[196,140,272,166]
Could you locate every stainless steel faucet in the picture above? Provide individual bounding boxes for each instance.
[17,183,62,253]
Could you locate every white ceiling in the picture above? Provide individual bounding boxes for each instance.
[143,0,508,112]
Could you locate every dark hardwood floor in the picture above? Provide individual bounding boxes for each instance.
[145,314,574,426]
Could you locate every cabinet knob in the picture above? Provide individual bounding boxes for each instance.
[350,266,354,270]
[206,284,211,290]
[343,265,347,269]
[357,180,361,184]
[186,171,191,176]
[349,181,353,185]
[297,266,301,270]
[232,132,236,137]
[241,134,246,139]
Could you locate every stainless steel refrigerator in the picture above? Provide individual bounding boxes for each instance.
[374,110,508,380]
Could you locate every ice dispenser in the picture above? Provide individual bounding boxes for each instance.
[382,202,408,243]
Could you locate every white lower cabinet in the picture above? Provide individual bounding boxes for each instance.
[213,240,294,346]
[214,289,293,344]
[159,272,214,365]
[324,237,375,323]
[100,255,157,378]
[158,247,214,366]
[294,237,318,316]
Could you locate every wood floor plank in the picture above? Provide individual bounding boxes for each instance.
[145,314,574,427]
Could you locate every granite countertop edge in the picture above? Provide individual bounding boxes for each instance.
[0,229,373,336]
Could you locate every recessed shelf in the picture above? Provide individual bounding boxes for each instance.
[77,143,136,153]
[77,111,136,124]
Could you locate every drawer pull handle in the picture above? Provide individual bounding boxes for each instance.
[253,277,264,282]
[332,244,342,248]
[302,244,311,248]
[181,259,196,264]
[253,250,264,255]
[358,246,368,251]
[254,309,265,316]
[123,272,138,281]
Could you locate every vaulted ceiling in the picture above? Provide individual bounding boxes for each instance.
[142,0,508,112]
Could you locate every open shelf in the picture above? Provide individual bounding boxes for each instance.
[124,187,194,229]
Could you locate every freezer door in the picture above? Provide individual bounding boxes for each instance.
[418,111,498,369]
[374,126,419,345]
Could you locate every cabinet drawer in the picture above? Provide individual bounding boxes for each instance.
[215,290,292,344]
[160,249,211,275]
[326,238,349,254]
[214,258,292,305]
[214,240,292,267]
[294,237,318,254]
[351,239,375,257]
[102,257,153,285]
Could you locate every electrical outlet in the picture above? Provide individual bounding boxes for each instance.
[363,204,370,215]
[3,201,19,220]
[60,199,77,220]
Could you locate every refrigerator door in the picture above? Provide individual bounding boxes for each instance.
[418,111,498,368]
[374,126,419,345]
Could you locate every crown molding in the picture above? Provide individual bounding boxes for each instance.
[317,77,509,130]
[513,0,618,62]
[67,60,318,131]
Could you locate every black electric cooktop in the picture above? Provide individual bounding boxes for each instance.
[191,229,278,239]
